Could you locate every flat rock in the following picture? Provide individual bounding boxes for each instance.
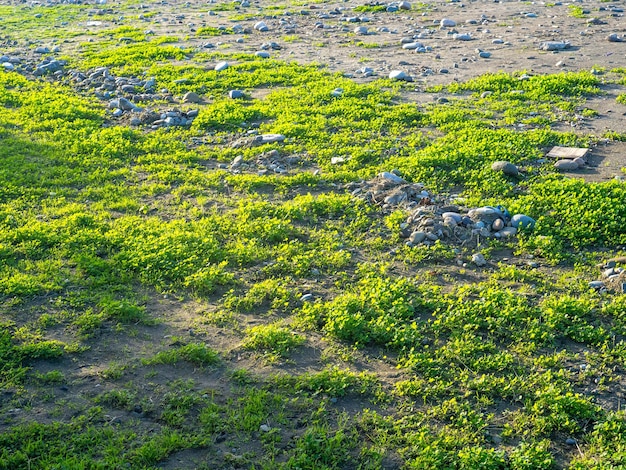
[554,159,580,171]
[540,41,570,51]
[214,61,229,71]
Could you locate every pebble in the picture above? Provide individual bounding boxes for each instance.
[607,33,624,43]
[478,51,491,59]
[491,218,505,231]
[398,1,411,10]
[440,18,456,27]
[565,438,577,446]
[409,231,427,244]
[496,227,517,238]
[259,424,271,432]
[453,33,472,41]
[229,89,244,99]
[589,280,605,289]
[491,161,519,177]
[214,61,229,71]
[389,70,412,81]
[472,253,487,267]
[182,91,202,103]
[540,41,569,51]
[300,293,314,302]
[256,134,285,144]
[402,42,424,50]
[254,21,269,32]
[379,171,405,184]
[554,159,579,171]
[510,214,535,230]
[354,26,368,35]
[255,51,270,59]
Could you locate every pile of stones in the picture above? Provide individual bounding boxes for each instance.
[348,171,535,248]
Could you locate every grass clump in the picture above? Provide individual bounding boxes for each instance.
[242,323,305,357]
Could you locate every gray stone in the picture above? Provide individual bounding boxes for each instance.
[254,21,269,32]
[554,159,579,171]
[472,253,487,267]
[496,227,518,238]
[402,42,424,50]
[379,171,405,184]
[510,214,536,230]
[183,91,202,103]
[255,51,270,58]
[229,89,244,99]
[565,438,577,446]
[409,231,427,244]
[256,134,285,144]
[478,51,491,58]
[398,1,411,10]
[453,33,472,41]
[440,18,456,27]
[589,280,605,289]
[491,161,519,176]
[354,26,368,35]
[607,33,624,43]
[300,293,314,302]
[540,41,570,51]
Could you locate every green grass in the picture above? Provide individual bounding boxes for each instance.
[2,5,626,467]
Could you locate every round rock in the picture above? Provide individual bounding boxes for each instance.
[491,161,519,176]
[510,214,535,230]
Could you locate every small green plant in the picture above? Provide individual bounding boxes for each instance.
[242,323,305,357]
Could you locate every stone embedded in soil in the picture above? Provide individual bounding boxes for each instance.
[254,21,269,32]
[540,41,570,51]
[214,61,229,71]
[389,70,411,81]
[440,18,456,28]
[607,33,624,43]
[554,159,580,171]
[472,253,487,267]
[491,161,519,177]
[255,134,285,144]
[379,171,405,185]
[510,214,535,230]
[453,33,472,41]
[409,231,427,244]
[228,89,244,99]
[182,91,202,103]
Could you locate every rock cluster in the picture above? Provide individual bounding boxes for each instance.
[348,172,535,248]
[590,258,626,293]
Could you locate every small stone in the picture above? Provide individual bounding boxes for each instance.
[379,171,405,184]
[440,18,456,27]
[497,227,518,238]
[256,134,285,144]
[510,214,535,230]
[254,21,269,32]
[229,89,244,99]
[554,159,579,171]
[259,424,271,432]
[230,155,244,168]
[478,51,491,58]
[453,33,472,41]
[255,51,270,59]
[491,161,519,176]
[607,33,624,43]
[402,42,424,50]
[300,293,314,302]
[472,253,487,267]
[540,41,570,51]
[491,218,505,231]
[182,91,202,103]
[409,231,427,244]
[389,70,411,81]
[565,438,577,446]
[34,46,50,54]
[354,26,368,35]
[214,61,229,71]
[589,280,605,289]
